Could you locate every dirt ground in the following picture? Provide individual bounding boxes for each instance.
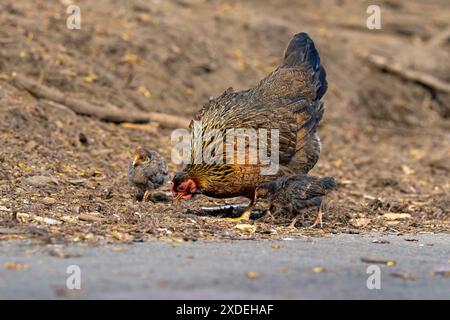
[0,0,449,245]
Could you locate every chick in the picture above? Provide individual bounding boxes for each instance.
[255,174,336,228]
[128,147,169,202]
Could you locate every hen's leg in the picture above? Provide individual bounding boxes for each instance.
[226,197,255,222]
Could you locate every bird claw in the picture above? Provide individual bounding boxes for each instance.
[308,209,323,228]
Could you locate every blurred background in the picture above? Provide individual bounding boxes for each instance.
[0,0,449,243]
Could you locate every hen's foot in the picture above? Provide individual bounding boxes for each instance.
[225,197,255,222]
[225,210,251,222]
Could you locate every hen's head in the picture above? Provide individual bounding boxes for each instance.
[171,172,198,200]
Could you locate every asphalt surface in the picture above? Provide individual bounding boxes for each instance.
[0,233,449,299]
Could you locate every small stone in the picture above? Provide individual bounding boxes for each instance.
[234,224,256,233]
[41,197,57,205]
[350,218,371,227]
[382,213,412,220]
[102,188,113,199]
[24,176,57,187]
[34,216,60,225]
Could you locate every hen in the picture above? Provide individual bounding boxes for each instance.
[171,32,328,220]
[255,175,336,228]
[128,147,169,202]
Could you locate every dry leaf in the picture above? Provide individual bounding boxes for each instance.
[361,257,397,266]
[122,54,138,63]
[401,165,415,175]
[15,212,30,223]
[4,262,29,271]
[83,75,97,83]
[48,250,82,259]
[350,218,371,227]
[234,224,256,233]
[246,271,259,279]
[390,272,416,281]
[382,213,412,220]
[312,266,327,273]
[138,86,152,98]
[41,197,57,205]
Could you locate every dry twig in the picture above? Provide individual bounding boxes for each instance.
[9,73,189,128]
[359,52,450,93]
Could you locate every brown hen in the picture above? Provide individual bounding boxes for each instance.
[171,32,328,221]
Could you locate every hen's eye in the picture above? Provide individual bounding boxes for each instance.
[178,186,186,192]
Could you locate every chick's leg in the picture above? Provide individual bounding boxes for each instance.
[266,209,275,223]
[309,198,324,228]
[288,215,300,228]
[143,190,152,202]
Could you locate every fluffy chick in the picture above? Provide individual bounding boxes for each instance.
[255,174,336,227]
[128,147,169,201]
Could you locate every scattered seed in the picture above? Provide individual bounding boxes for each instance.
[41,197,57,205]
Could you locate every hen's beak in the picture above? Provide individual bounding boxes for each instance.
[175,194,183,202]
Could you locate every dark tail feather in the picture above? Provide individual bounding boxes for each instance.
[283,32,327,100]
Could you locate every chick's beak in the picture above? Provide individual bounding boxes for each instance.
[132,155,140,167]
